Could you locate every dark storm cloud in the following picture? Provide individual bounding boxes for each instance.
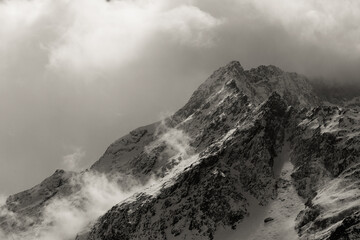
[0,0,359,194]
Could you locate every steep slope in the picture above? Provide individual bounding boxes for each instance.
[288,106,360,239]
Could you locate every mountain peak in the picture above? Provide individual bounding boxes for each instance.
[173,61,318,123]
[223,60,244,71]
[249,64,284,77]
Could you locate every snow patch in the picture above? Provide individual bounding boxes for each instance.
[320,109,341,134]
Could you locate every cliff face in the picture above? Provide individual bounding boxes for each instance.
[1,61,359,240]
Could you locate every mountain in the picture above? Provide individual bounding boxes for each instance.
[1,61,359,240]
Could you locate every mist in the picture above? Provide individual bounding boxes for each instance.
[0,0,359,196]
[0,121,196,240]
[0,171,144,240]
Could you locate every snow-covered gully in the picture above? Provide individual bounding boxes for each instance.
[216,140,305,240]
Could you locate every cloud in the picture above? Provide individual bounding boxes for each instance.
[62,147,85,171]
[49,0,221,78]
[32,172,143,240]
[0,0,221,81]
[145,118,194,166]
[248,0,360,56]
[0,171,146,240]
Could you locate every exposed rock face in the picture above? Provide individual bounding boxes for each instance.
[1,61,359,240]
[288,106,360,239]
[328,211,360,240]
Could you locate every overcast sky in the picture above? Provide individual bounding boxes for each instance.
[0,0,359,195]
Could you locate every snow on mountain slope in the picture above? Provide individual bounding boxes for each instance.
[305,163,360,239]
[216,139,305,240]
[289,105,360,240]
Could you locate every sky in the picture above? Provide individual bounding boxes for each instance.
[0,0,359,195]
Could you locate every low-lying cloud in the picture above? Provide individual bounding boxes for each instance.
[146,118,193,162]
[62,147,86,171]
[0,171,145,240]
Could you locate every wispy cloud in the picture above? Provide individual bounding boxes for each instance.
[145,118,194,167]
[0,171,145,240]
[61,147,85,171]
